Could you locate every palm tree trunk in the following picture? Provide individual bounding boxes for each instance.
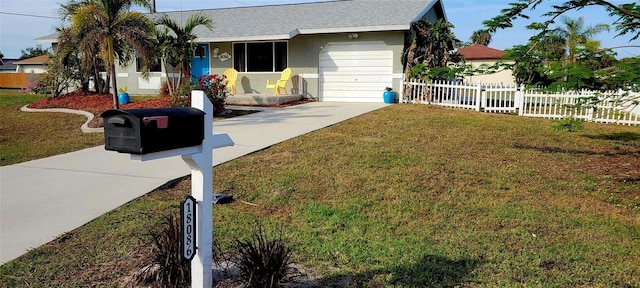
[111,61,119,109]
[107,36,119,109]
[403,41,417,102]
[161,58,174,96]
[103,74,111,94]
[93,62,103,94]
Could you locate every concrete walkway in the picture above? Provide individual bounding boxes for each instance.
[0,102,387,265]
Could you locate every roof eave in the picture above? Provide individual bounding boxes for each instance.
[198,34,292,43]
[36,39,57,44]
[35,33,59,44]
[297,25,410,35]
[199,24,410,43]
[414,0,443,22]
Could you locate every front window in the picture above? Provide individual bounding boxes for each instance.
[136,57,162,72]
[193,45,206,58]
[234,41,288,72]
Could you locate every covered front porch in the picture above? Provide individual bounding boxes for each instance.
[225,93,304,106]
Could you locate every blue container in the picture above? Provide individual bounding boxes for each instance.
[118,92,130,105]
[383,91,395,104]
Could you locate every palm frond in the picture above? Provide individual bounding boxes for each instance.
[183,13,214,33]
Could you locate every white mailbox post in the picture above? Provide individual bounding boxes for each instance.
[130,90,233,287]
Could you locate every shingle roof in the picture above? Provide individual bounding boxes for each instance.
[36,0,442,43]
[457,44,506,60]
[167,0,441,42]
[0,58,18,71]
[14,55,50,65]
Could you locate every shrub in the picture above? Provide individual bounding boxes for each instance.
[229,225,296,288]
[35,53,77,98]
[195,74,230,114]
[159,81,171,98]
[170,82,195,108]
[19,82,38,94]
[170,74,230,113]
[552,116,583,132]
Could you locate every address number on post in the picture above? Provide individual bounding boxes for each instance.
[181,195,197,261]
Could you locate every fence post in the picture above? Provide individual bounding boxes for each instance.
[517,84,524,116]
[400,74,405,103]
[477,83,484,112]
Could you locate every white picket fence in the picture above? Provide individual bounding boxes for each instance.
[401,77,640,125]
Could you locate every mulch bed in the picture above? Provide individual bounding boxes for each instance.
[28,90,172,112]
[28,91,173,128]
[27,90,312,128]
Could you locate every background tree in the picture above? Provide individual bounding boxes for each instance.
[483,1,640,42]
[483,1,639,91]
[58,1,106,94]
[19,45,50,60]
[154,26,178,96]
[402,19,463,100]
[538,34,566,61]
[552,16,610,63]
[65,0,155,109]
[155,12,213,94]
[471,29,492,46]
[596,56,640,90]
[504,44,550,86]
[35,52,78,98]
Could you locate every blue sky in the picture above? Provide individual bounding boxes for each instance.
[0,0,638,59]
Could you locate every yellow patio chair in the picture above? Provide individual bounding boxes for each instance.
[223,68,238,94]
[265,68,292,95]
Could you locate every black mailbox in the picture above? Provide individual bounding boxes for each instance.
[100,108,205,154]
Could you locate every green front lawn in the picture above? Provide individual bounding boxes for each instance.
[0,90,104,166]
[1,104,639,287]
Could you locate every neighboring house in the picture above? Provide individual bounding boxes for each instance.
[457,44,515,85]
[0,58,18,73]
[0,56,47,88]
[36,0,448,103]
[14,55,50,74]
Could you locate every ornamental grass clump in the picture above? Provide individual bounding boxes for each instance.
[129,212,190,288]
[230,225,296,288]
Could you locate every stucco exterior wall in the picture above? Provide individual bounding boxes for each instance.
[16,64,45,74]
[118,31,406,97]
[208,31,406,100]
[114,61,163,96]
[462,59,516,85]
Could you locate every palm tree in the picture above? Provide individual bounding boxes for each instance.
[402,19,462,101]
[154,26,179,96]
[58,1,103,94]
[155,13,213,92]
[538,34,566,61]
[471,29,492,46]
[66,0,155,109]
[552,16,610,63]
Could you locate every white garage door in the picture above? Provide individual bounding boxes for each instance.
[319,42,393,102]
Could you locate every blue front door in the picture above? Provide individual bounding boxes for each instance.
[191,43,210,80]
